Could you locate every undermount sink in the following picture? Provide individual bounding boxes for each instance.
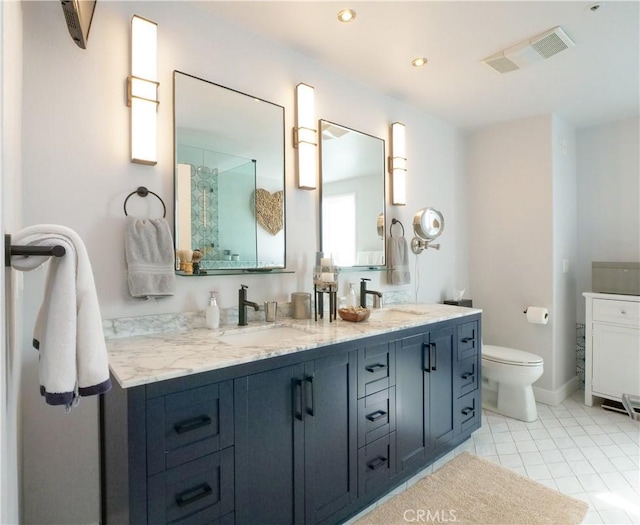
[216,325,313,347]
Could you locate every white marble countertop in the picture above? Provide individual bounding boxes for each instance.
[107,304,481,389]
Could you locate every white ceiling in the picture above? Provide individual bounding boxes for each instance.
[193,1,640,131]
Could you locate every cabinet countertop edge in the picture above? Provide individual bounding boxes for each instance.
[107,304,481,389]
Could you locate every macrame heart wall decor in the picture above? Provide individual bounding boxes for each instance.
[252,189,284,236]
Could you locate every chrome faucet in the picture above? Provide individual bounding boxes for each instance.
[360,278,383,309]
[238,284,260,326]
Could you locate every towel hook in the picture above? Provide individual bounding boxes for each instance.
[123,186,166,218]
[390,218,405,237]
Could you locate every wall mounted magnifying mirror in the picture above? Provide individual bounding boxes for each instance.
[319,120,386,268]
[173,71,286,273]
[411,207,444,254]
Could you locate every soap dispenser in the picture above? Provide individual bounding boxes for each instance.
[206,291,220,330]
[346,283,357,307]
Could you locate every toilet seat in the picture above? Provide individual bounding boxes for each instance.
[482,345,543,367]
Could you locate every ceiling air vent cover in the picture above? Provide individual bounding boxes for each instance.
[482,26,575,74]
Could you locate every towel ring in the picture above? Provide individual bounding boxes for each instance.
[390,218,405,237]
[123,186,166,218]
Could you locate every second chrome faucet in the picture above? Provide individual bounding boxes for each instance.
[238,284,260,326]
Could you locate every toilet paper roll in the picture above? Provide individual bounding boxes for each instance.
[526,307,549,325]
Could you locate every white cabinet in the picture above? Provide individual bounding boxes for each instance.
[584,292,640,406]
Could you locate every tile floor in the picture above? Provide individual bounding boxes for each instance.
[348,390,640,524]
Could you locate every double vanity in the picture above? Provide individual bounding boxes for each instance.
[102,304,482,525]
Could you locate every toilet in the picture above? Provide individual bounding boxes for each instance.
[481,345,544,422]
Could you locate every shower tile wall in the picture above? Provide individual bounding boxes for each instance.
[191,164,219,261]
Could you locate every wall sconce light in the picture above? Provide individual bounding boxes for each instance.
[389,122,407,206]
[127,15,158,166]
[294,83,317,189]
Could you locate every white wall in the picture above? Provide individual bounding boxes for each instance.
[18,2,468,522]
[551,114,578,394]
[1,1,23,523]
[467,115,555,391]
[576,117,640,323]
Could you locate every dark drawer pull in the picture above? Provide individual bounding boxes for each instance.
[461,407,474,415]
[461,337,475,343]
[367,457,388,471]
[365,363,387,373]
[461,372,474,379]
[294,379,304,421]
[174,415,212,435]
[175,483,213,507]
[366,410,387,422]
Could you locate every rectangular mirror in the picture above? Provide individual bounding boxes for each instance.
[319,120,386,268]
[174,71,286,273]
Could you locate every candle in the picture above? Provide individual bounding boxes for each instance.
[321,258,332,267]
[321,272,335,283]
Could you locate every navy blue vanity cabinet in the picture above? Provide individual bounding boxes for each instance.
[453,320,482,436]
[356,341,396,497]
[395,325,455,475]
[102,378,235,525]
[234,350,358,525]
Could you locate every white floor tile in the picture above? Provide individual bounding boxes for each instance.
[494,441,518,455]
[534,438,558,451]
[491,431,514,444]
[589,457,620,474]
[520,451,545,466]
[573,435,597,447]
[600,471,633,491]
[581,446,607,460]
[553,436,576,449]
[600,444,628,458]
[562,448,587,462]
[548,461,574,478]
[548,426,570,438]
[499,453,523,468]
[610,456,638,471]
[599,509,634,524]
[571,460,597,476]
[555,475,584,494]
[540,449,565,463]
[529,428,551,440]
[525,464,552,481]
[581,510,603,524]
[579,473,607,492]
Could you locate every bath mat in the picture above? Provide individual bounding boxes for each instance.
[356,452,589,524]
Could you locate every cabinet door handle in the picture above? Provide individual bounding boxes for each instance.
[461,407,474,416]
[366,410,387,422]
[461,371,474,379]
[430,343,437,371]
[461,337,475,343]
[174,415,212,435]
[175,483,213,507]
[305,376,314,417]
[367,457,388,471]
[423,343,431,373]
[365,363,387,373]
[294,379,304,421]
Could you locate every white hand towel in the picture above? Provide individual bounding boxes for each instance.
[387,236,411,285]
[11,225,111,408]
[124,216,176,299]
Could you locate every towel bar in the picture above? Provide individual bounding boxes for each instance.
[4,234,66,267]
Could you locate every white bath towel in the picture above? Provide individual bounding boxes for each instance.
[387,236,411,285]
[124,216,176,298]
[11,225,111,408]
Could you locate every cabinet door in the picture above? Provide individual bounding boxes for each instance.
[395,334,428,473]
[234,364,305,525]
[427,327,454,451]
[304,351,358,524]
[592,324,640,398]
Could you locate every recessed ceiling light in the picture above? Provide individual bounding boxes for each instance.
[337,9,356,23]
[411,57,428,67]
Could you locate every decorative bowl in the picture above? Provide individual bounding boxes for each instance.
[338,307,371,323]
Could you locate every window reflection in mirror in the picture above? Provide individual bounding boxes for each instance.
[319,120,386,268]
[173,71,286,272]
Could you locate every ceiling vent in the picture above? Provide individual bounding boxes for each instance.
[482,26,575,74]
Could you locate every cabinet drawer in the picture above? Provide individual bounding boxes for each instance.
[454,390,480,436]
[147,448,234,525]
[454,356,479,398]
[358,432,396,497]
[593,299,640,327]
[358,342,395,398]
[457,321,479,361]
[147,381,233,475]
[358,387,396,448]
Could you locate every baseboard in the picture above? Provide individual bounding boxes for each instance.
[533,376,580,406]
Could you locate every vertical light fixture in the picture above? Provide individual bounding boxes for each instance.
[294,83,317,189]
[127,15,158,166]
[389,122,407,206]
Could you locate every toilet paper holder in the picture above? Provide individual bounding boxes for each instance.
[523,307,549,322]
